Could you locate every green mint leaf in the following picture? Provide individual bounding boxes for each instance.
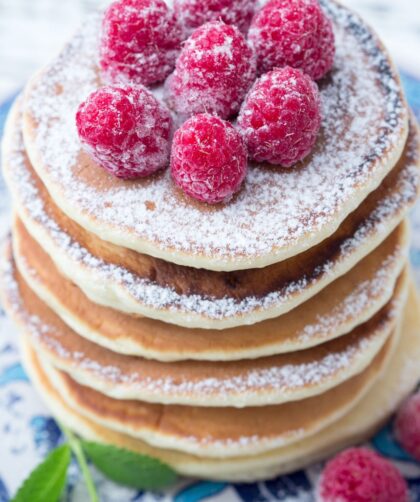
[11,444,71,502]
[82,441,177,490]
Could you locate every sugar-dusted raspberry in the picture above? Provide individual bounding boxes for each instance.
[174,0,257,36]
[395,391,420,461]
[317,448,409,502]
[237,66,321,167]
[165,21,256,119]
[171,114,247,204]
[248,0,335,80]
[100,0,184,86]
[76,85,172,179]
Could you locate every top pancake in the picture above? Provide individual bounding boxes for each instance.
[21,0,408,271]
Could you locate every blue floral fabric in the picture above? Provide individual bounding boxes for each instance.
[0,74,420,501]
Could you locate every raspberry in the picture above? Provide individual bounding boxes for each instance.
[317,448,409,502]
[248,0,335,80]
[237,67,321,167]
[174,0,257,36]
[100,0,184,86]
[165,21,256,119]
[395,391,420,461]
[76,86,172,179]
[170,114,247,204]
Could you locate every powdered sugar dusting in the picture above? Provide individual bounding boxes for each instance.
[23,0,408,267]
[1,252,400,404]
[64,331,389,398]
[298,254,405,343]
[40,317,390,399]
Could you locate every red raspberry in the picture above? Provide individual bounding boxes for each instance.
[317,448,409,502]
[165,21,256,119]
[171,114,247,204]
[174,0,257,36]
[76,86,172,179]
[237,66,321,167]
[395,391,420,461]
[100,0,184,86]
[248,0,335,80]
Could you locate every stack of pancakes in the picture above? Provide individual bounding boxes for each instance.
[1,0,420,482]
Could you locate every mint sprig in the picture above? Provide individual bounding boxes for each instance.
[60,423,99,502]
[10,423,177,501]
[11,444,71,502]
[82,441,177,490]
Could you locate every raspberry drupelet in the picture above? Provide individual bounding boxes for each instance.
[170,114,247,204]
[317,447,409,502]
[395,391,420,461]
[76,86,172,179]
[248,0,335,80]
[174,0,257,36]
[165,21,257,120]
[100,0,184,86]
[238,66,321,167]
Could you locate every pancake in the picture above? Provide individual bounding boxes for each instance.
[3,104,419,329]
[2,239,406,407]
[19,326,396,458]
[20,310,401,466]
[13,215,408,361]
[21,0,408,271]
[20,286,420,481]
